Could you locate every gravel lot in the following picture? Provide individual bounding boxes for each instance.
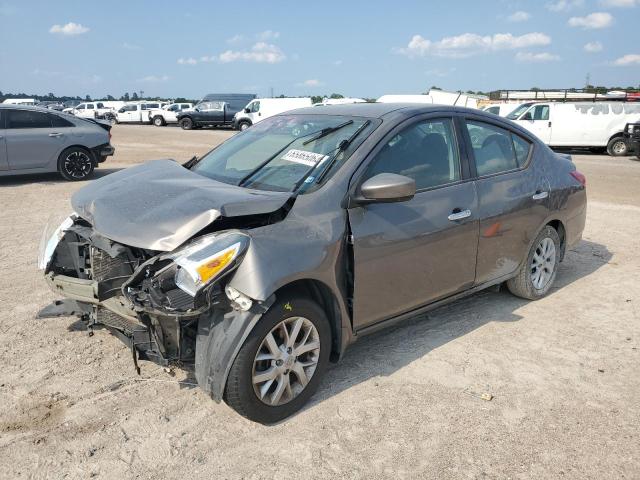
[1,124,639,479]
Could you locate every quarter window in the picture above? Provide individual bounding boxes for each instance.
[466,120,522,176]
[365,118,461,190]
[7,110,52,129]
[86,104,95,109]
[50,114,74,128]
[512,134,532,166]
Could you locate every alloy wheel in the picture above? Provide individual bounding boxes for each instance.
[531,237,556,290]
[613,140,627,155]
[252,316,320,406]
[63,151,92,179]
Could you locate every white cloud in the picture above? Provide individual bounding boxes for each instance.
[584,41,604,52]
[397,32,551,58]
[546,0,584,11]
[226,34,244,44]
[507,11,531,22]
[199,55,216,63]
[568,12,613,29]
[257,30,280,41]
[49,22,89,36]
[613,54,640,65]
[177,57,198,65]
[218,42,285,63]
[296,79,323,87]
[515,52,561,62]
[599,0,638,6]
[333,60,343,66]
[90,74,102,83]
[137,75,170,82]
[426,67,456,77]
[122,42,141,50]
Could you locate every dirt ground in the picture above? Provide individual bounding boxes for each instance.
[0,124,639,480]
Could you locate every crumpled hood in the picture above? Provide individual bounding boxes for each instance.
[72,159,291,251]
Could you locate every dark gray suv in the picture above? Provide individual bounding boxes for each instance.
[0,105,114,181]
[39,103,586,423]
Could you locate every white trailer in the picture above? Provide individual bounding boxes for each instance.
[2,98,37,105]
[233,97,312,130]
[507,102,640,156]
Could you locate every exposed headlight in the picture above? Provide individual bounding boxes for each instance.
[168,232,249,297]
[38,214,76,271]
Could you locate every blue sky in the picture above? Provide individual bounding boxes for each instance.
[1,0,639,99]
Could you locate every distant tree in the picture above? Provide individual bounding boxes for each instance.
[85,94,91,101]
[310,95,323,104]
[430,86,442,91]
[121,92,130,101]
[47,92,55,99]
[329,93,344,99]
[106,94,115,101]
[131,92,139,101]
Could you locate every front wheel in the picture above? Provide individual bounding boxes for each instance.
[180,118,193,130]
[607,136,628,157]
[57,147,95,181]
[238,121,251,131]
[224,294,331,424]
[152,116,165,127]
[507,225,560,300]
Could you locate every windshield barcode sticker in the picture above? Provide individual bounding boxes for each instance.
[281,149,328,167]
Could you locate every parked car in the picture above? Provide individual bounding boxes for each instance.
[38,104,586,423]
[113,102,169,123]
[148,103,194,126]
[36,101,65,111]
[68,102,114,120]
[233,98,312,130]
[177,93,256,130]
[0,105,114,180]
[2,98,37,105]
[507,101,640,156]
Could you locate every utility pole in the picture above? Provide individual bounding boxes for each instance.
[270,87,274,98]
[585,73,591,88]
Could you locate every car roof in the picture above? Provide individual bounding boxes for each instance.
[287,102,480,119]
[0,104,57,113]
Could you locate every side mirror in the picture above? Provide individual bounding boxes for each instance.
[244,107,250,113]
[521,112,533,121]
[356,173,416,204]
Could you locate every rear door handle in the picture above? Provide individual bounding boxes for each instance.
[448,209,472,221]
[49,132,63,137]
[532,191,549,200]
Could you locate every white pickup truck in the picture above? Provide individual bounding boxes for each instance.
[114,101,169,123]
[67,102,114,119]
[147,103,194,126]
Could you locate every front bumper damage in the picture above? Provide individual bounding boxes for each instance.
[38,218,267,398]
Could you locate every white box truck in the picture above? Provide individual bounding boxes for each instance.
[233,98,312,131]
[507,102,640,156]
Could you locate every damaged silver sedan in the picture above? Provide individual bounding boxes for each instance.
[39,103,587,423]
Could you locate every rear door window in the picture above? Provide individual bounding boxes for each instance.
[50,114,74,128]
[465,120,519,176]
[7,110,52,129]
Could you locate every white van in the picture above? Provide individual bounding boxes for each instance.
[233,98,312,130]
[507,102,640,156]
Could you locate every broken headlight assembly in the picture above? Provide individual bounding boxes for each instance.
[124,231,251,314]
[38,213,77,271]
[167,231,250,297]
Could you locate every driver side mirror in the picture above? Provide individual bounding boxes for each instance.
[244,107,250,113]
[521,112,533,121]
[355,173,416,204]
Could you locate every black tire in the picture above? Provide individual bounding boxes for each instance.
[152,116,165,127]
[607,136,628,157]
[224,294,331,424]
[57,147,95,181]
[180,117,194,130]
[507,225,560,300]
[238,121,251,131]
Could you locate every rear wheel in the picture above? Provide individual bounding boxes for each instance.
[238,121,251,131]
[57,147,95,181]
[507,226,560,300]
[152,116,165,127]
[180,117,193,130]
[224,294,331,424]
[607,136,628,157]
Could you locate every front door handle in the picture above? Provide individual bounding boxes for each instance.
[448,209,472,221]
[49,132,63,137]
[532,191,549,201]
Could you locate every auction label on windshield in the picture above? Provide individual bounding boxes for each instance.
[282,149,328,167]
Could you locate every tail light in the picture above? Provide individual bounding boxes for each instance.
[570,170,586,186]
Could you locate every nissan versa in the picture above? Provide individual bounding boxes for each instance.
[38,104,587,423]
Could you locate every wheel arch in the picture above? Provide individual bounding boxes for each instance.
[544,218,567,261]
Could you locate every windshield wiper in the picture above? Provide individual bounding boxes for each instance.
[313,120,371,184]
[302,120,354,146]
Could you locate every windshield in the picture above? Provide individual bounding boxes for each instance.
[506,103,533,120]
[193,114,374,192]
